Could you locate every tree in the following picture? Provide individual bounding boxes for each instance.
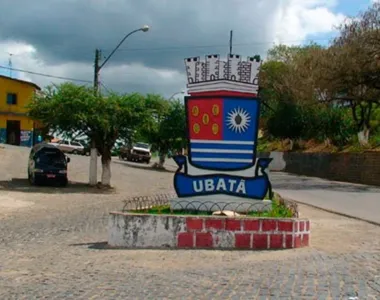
[314,3,380,145]
[259,60,290,108]
[336,3,380,91]
[259,44,326,139]
[266,101,305,142]
[263,23,380,146]
[137,99,186,168]
[260,43,325,106]
[266,44,306,63]
[28,83,146,186]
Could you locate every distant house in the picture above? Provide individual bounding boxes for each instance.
[316,89,351,108]
[0,75,42,147]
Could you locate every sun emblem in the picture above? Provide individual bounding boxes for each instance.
[227,107,251,133]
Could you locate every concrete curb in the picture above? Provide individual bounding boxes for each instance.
[284,197,380,227]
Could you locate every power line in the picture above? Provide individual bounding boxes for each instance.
[100,82,112,94]
[101,38,333,53]
[0,37,333,56]
[0,36,334,88]
[0,65,92,83]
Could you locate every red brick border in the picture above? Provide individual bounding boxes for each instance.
[177,216,310,250]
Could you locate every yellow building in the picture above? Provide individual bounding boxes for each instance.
[0,75,41,147]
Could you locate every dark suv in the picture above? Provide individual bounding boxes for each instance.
[28,143,70,186]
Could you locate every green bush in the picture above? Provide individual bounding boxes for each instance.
[321,108,356,146]
[297,105,320,140]
[370,131,380,147]
[267,101,356,147]
[267,102,306,140]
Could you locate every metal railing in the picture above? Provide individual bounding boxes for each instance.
[121,193,299,217]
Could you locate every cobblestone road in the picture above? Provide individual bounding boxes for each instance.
[0,145,380,299]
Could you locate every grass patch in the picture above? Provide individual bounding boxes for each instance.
[129,197,294,218]
[257,135,380,153]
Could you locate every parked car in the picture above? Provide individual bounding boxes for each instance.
[28,143,70,186]
[81,143,100,156]
[119,142,151,164]
[49,140,84,154]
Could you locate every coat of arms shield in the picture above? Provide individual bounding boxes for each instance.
[171,53,272,204]
[186,95,260,171]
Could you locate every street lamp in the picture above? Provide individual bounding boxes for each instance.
[93,25,150,93]
[141,25,150,32]
[168,90,185,101]
[89,25,150,186]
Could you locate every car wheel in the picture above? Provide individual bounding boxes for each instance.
[146,160,150,164]
[60,178,68,187]
[28,172,33,185]
[29,172,37,186]
[72,150,79,155]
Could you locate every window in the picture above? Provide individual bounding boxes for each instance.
[134,143,150,149]
[36,150,66,165]
[6,93,17,105]
[71,142,81,146]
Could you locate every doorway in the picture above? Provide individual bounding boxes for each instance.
[6,120,21,145]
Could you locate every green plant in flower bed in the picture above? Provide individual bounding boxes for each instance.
[130,198,295,218]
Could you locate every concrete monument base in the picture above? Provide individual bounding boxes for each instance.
[108,212,310,249]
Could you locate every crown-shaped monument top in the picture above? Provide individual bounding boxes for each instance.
[184,54,261,95]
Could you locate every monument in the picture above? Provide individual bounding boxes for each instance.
[171,54,273,212]
[107,54,310,251]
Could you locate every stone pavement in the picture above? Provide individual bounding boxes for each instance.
[0,146,380,299]
[271,172,380,225]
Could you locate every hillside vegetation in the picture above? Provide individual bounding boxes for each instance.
[258,3,380,153]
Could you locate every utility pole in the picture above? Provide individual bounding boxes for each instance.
[93,49,101,95]
[89,48,101,186]
[8,53,13,78]
[89,26,150,186]
[229,30,233,55]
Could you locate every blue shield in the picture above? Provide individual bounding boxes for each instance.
[186,96,260,171]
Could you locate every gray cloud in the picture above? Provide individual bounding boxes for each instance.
[0,0,280,70]
[0,0,343,95]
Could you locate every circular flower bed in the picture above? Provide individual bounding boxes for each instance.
[108,193,309,250]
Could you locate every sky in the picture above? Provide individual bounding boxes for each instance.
[0,0,375,98]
